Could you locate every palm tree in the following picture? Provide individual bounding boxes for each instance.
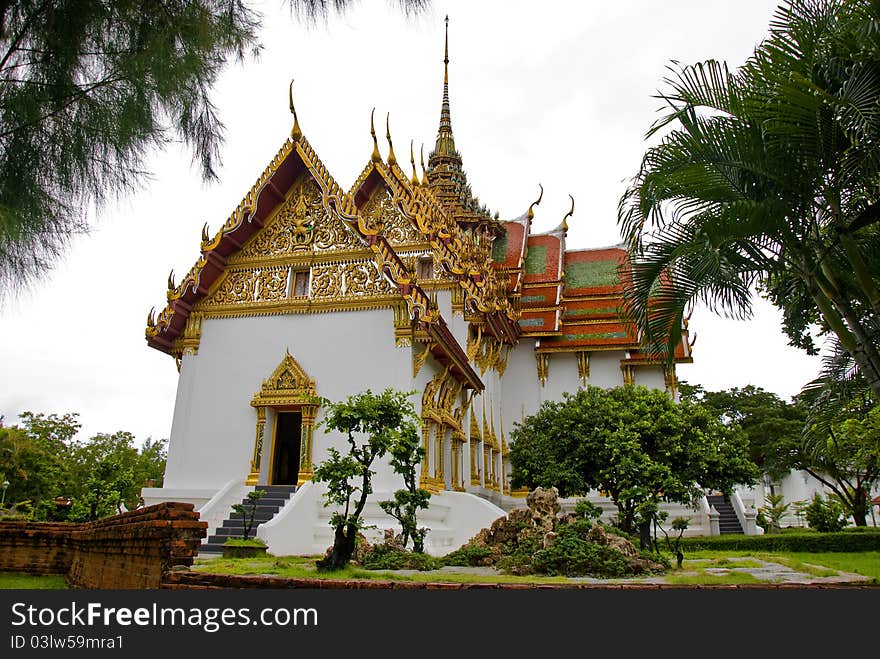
[618,0,880,398]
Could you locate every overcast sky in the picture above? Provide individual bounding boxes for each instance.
[0,0,822,445]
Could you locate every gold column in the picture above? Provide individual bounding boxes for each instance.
[451,436,460,491]
[470,439,481,485]
[421,420,431,481]
[298,404,318,485]
[434,426,446,490]
[483,445,491,489]
[247,407,267,486]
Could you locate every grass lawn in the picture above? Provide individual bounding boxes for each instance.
[3,550,876,588]
[0,572,70,589]
[682,550,880,584]
[188,549,879,586]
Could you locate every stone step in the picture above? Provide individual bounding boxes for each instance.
[201,485,298,547]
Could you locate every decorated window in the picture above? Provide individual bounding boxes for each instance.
[292,270,310,297]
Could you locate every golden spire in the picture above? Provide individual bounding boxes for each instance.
[410,140,419,185]
[289,79,302,141]
[444,14,449,85]
[385,112,397,165]
[420,144,427,184]
[433,15,457,158]
[562,194,574,233]
[527,183,543,220]
[370,107,381,163]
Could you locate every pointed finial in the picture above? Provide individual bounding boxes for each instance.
[562,194,574,233]
[201,222,209,243]
[385,112,397,165]
[444,15,449,84]
[370,108,381,163]
[527,183,543,220]
[289,79,302,141]
[167,269,175,291]
[420,144,427,184]
[410,140,419,185]
[147,306,156,327]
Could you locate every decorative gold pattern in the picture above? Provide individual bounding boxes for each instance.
[173,311,203,356]
[536,352,550,386]
[234,179,324,261]
[621,363,635,387]
[247,406,267,485]
[576,351,590,387]
[664,364,677,396]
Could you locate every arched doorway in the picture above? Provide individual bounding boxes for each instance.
[247,350,319,487]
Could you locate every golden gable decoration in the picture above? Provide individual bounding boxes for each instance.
[233,178,324,262]
[251,349,317,408]
[362,187,424,247]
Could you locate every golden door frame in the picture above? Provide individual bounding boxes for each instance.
[248,350,319,486]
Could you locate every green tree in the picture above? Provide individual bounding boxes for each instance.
[679,382,806,483]
[67,457,134,521]
[68,431,166,512]
[313,388,419,571]
[0,411,166,519]
[618,0,880,399]
[379,423,431,553]
[509,385,758,549]
[0,411,80,507]
[0,0,427,298]
[796,402,880,526]
[231,488,266,541]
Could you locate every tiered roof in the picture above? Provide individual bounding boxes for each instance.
[145,19,692,377]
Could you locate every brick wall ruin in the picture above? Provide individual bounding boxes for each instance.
[0,502,206,589]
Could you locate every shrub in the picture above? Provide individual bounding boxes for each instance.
[0,501,34,521]
[223,537,267,547]
[679,529,880,553]
[804,493,847,533]
[574,499,604,521]
[530,521,630,577]
[440,542,496,567]
[358,544,439,571]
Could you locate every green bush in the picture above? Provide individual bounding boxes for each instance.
[440,542,496,567]
[679,529,880,553]
[531,523,631,577]
[359,544,439,571]
[223,537,267,547]
[804,493,847,533]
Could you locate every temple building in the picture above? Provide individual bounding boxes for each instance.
[141,22,694,555]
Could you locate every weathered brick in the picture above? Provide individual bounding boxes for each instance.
[0,502,206,589]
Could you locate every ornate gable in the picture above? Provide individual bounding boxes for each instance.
[251,349,317,408]
[361,185,425,249]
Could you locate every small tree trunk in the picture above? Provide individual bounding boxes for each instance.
[316,523,359,571]
[852,489,868,527]
[638,519,652,551]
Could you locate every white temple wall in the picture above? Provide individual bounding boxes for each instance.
[541,352,581,402]
[502,341,543,423]
[162,308,412,492]
[634,366,666,391]
[585,351,627,388]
